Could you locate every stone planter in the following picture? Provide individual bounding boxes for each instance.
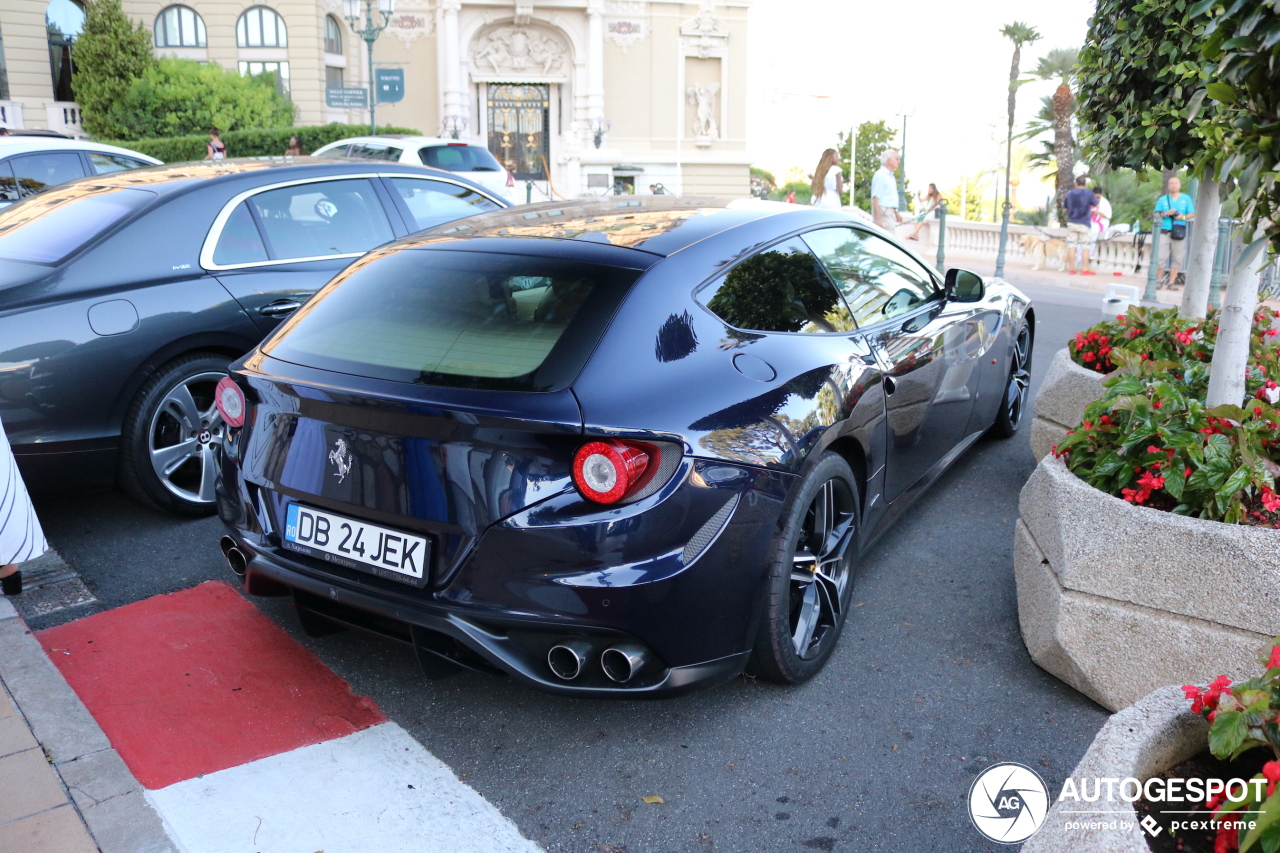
[1031,348,1107,462]
[1015,454,1280,711]
[1022,685,1207,853]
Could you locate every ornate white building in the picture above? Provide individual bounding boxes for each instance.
[0,0,750,197]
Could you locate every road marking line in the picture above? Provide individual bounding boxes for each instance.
[148,722,542,853]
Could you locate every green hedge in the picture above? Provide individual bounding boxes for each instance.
[102,123,422,164]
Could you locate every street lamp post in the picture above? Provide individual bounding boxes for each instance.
[343,0,395,135]
[896,108,914,211]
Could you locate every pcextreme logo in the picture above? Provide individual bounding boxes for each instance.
[967,762,1051,844]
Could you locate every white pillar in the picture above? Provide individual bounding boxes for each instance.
[586,0,605,142]
[440,0,466,135]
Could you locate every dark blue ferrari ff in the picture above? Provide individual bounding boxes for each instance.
[215,196,1033,696]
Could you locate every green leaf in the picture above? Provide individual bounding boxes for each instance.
[1187,88,1209,122]
[1189,0,1218,15]
[1221,464,1254,498]
[1215,711,1256,758]
[1240,790,1280,852]
[1207,81,1239,103]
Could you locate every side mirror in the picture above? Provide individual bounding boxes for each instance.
[944,268,985,303]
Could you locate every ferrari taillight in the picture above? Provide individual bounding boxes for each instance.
[572,440,652,504]
[215,376,246,428]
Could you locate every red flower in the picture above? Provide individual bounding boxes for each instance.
[1083,421,1093,431]
[1153,400,1163,408]
[1183,684,1205,713]
[1130,328,1142,338]
[1100,415,1113,426]
[1117,314,1126,323]
[1147,445,1161,454]
[1185,466,1193,478]
[1268,645,1280,669]
[1140,352,1150,360]
[1266,762,1280,797]
[1082,351,1096,363]
[1215,823,1239,853]
[1204,675,1232,711]
[1257,407,1265,417]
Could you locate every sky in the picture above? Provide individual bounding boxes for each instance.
[746,0,1097,203]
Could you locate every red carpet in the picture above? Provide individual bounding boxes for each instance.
[38,581,385,789]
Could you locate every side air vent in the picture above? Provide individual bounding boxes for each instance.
[681,493,740,565]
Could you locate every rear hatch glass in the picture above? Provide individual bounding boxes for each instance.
[263,248,640,392]
[0,186,156,263]
[419,145,503,172]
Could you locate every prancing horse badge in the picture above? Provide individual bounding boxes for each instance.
[328,438,353,483]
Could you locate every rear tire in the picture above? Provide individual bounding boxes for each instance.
[991,322,1032,439]
[749,453,860,684]
[118,353,231,516]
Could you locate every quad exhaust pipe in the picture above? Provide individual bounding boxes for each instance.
[601,643,649,684]
[547,640,593,681]
[219,536,248,576]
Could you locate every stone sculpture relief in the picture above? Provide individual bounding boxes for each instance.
[472,25,568,75]
[687,82,719,140]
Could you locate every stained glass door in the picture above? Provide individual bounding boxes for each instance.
[487,84,550,181]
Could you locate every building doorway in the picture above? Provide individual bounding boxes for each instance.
[486,83,549,181]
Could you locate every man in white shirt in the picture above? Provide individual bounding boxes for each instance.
[871,149,902,232]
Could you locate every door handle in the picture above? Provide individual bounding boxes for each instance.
[259,300,302,318]
[883,376,896,395]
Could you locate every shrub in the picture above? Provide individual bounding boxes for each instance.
[1182,643,1280,853]
[1054,308,1280,525]
[102,123,422,164]
[106,58,294,141]
[1069,307,1217,373]
[73,0,155,139]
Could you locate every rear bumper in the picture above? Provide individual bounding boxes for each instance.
[231,543,749,697]
[218,457,795,697]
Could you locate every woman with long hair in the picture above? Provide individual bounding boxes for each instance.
[285,135,305,156]
[908,182,943,240]
[205,127,227,161]
[809,148,843,210]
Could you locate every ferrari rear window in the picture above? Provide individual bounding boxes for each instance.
[264,248,640,391]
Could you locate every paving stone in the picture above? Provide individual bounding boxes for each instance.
[0,748,68,825]
[0,804,99,853]
[0,712,38,760]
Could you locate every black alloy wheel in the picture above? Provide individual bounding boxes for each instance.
[991,322,1032,438]
[751,453,859,684]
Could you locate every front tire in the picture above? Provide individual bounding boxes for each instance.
[750,453,860,684]
[991,322,1032,438]
[118,353,231,516]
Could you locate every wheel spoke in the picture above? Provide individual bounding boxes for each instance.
[163,384,201,433]
[197,446,219,503]
[791,581,820,656]
[151,438,198,476]
[814,568,842,621]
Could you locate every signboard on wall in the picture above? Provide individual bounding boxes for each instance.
[326,87,368,109]
[376,69,404,103]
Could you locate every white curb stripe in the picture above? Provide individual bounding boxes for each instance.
[147,723,542,853]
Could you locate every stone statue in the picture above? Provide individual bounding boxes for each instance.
[474,25,567,75]
[686,82,719,139]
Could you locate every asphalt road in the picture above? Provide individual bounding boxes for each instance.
[28,279,1108,853]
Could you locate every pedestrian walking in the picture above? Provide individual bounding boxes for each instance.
[785,189,796,204]
[907,183,942,241]
[871,149,902,231]
[1155,176,1195,288]
[284,135,304,156]
[809,148,844,210]
[1062,175,1096,275]
[0,417,48,595]
[205,127,227,161]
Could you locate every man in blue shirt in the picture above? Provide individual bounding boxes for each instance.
[1155,177,1195,287]
[1062,175,1097,275]
[871,149,902,232]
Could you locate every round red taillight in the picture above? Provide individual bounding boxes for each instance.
[215,376,246,428]
[572,440,651,504]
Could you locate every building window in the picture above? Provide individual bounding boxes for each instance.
[154,5,206,48]
[239,60,290,99]
[324,15,342,55]
[236,6,287,48]
[325,66,343,88]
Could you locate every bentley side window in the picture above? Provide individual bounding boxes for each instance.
[802,227,938,327]
[695,237,854,334]
[387,177,501,232]
[245,178,393,261]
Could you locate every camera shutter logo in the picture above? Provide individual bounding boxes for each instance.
[968,762,1050,843]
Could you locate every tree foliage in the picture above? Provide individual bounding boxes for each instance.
[73,0,155,139]
[836,120,898,211]
[106,59,295,141]
[1196,0,1280,252]
[1028,47,1080,215]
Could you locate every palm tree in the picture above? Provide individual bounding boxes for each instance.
[995,21,1041,278]
[1029,47,1079,223]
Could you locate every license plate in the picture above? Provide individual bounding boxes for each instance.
[283,504,428,583]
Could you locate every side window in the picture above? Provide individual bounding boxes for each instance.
[695,237,855,334]
[315,143,350,159]
[246,178,393,260]
[347,142,401,161]
[88,153,150,175]
[212,200,268,265]
[0,163,19,202]
[802,227,938,326]
[387,177,501,231]
[11,153,87,197]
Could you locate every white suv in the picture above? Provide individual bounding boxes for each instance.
[312,136,514,202]
[0,136,162,208]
